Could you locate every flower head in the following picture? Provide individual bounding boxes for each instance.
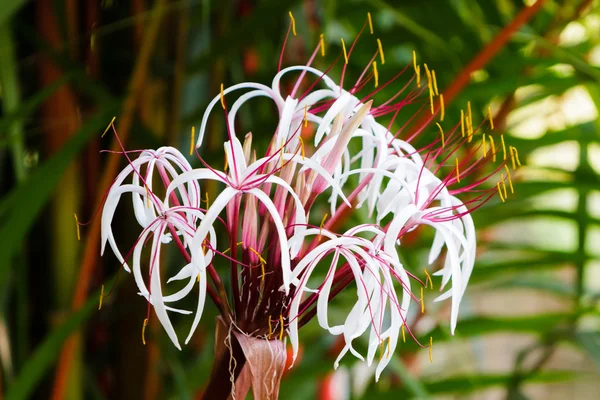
[101,14,518,380]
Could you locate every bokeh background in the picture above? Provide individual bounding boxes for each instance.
[1,0,600,399]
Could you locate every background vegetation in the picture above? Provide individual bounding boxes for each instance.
[0,0,599,399]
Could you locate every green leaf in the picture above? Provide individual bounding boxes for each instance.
[5,286,102,400]
[575,331,600,371]
[364,370,576,398]
[0,105,120,289]
[0,0,27,27]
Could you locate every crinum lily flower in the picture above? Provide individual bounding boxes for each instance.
[100,13,520,399]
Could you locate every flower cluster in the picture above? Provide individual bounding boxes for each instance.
[101,19,518,380]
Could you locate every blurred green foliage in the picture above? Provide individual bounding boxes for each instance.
[0,0,599,399]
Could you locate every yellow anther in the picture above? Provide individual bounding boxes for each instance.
[488,106,494,130]
[429,337,433,363]
[142,318,148,345]
[341,38,348,64]
[439,94,445,121]
[412,50,417,72]
[497,182,505,203]
[429,88,434,115]
[367,12,374,34]
[379,341,384,361]
[280,143,285,168]
[401,324,406,342]
[98,285,104,310]
[509,146,521,169]
[319,33,325,56]
[279,315,284,340]
[372,61,379,88]
[416,65,421,87]
[74,213,81,241]
[467,115,473,143]
[303,105,308,127]
[222,247,231,255]
[489,135,496,162]
[377,38,385,64]
[483,134,487,157]
[101,116,116,137]
[288,11,296,36]
[189,126,195,156]
[467,101,472,124]
[145,185,151,208]
[197,273,201,283]
[460,110,465,137]
[424,269,433,289]
[501,134,507,161]
[504,165,514,193]
[420,287,425,313]
[318,213,328,242]
[204,192,210,209]
[432,70,439,96]
[424,63,432,82]
[249,247,267,282]
[224,150,229,171]
[268,316,273,337]
[435,122,445,148]
[220,83,226,109]
[501,178,508,199]
[386,337,391,357]
[298,136,305,160]
[455,158,461,183]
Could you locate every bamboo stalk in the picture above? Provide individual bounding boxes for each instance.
[50,2,168,399]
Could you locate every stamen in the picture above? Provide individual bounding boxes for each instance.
[377,38,385,64]
[249,247,267,283]
[420,287,425,313]
[401,324,406,342]
[189,126,195,156]
[368,12,373,34]
[220,83,226,109]
[379,341,384,361]
[482,134,487,157]
[145,185,151,208]
[488,106,494,130]
[98,284,104,310]
[424,269,433,289]
[467,115,473,143]
[318,213,328,241]
[501,177,508,199]
[341,38,348,64]
[279,315,284,340]
[510,146,517,170]
[497,182,505,203]
[460,110,465,137]
[101,116,116,137]
[489,135,496,162]
[386,337,391,357]
[142,318,148,345]
[455,158,460,183]
[429,337,433,363]
[429,88,434,115]
[204,192,210,209]
[432,70,439,96]
[416,65,421,87]
[412,50,417,72]
[74,213,80,241]
[268,316,273,337]
[288,11,296,36]
[439,94,445,121]
[298,136,306,159]
[224,151,229,171]
[435,122,445,148]
[372,61,379,88]
[501,134,507,160]
[320,33,326,56]
[303,105,308,127]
